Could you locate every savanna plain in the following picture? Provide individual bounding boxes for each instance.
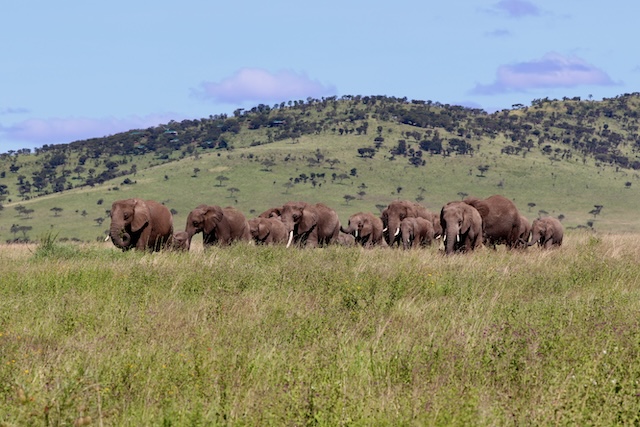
[2,232,640,426]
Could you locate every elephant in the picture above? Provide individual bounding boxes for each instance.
[258,207,282,219]
[248,217,289,245]
[185,205,250,248]
[109,198,173,251]
[399,217,434,249]
[440,201,483,254]
[529,217,564,248]
[381,200,441,247]
[335,232,356,246]
[170,231,190,251]
[279,201,340,248]
[515,214,531,248]
[340,212,386,247]
[463,195,520,249]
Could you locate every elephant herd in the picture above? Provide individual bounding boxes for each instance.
[108,195,564,254]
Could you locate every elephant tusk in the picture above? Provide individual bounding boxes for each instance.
[104,234,110,242]
[457,234,460,243]
[382,227,388,232]
[394,227,400,237]
[286,230,294,248]
[355,230,359,238]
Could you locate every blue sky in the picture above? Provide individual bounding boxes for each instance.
[1,0,637,154]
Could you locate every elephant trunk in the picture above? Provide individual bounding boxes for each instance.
[340,225,353,236]
[444,228,459,254]
[402,231,411,250]
[387,218,401,246]
[110,222,130,248]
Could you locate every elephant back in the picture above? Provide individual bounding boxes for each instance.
[314,203,340,244]
[464,195,519,246]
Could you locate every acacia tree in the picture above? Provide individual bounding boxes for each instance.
[477,165,490,177]
[326,158,341,169]
[261,160,276,171]
[589,205,603,219]
[282,182,294,194]
[215,175,229,187]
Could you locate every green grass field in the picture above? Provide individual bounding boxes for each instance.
[2,118,638,245]
[2,233,640,425]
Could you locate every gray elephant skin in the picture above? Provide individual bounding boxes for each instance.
[529,217,563,248]
[248,217,289,245]
[340,212,386,247]
[171,231,190,251]
[381,200,441,247]
[440,201,483,254]
[109,198,174,252]
[278,201,341,248]
[185,205,250,249]
[463,195,520,249]
[515,214,531,248]
[258,207,282,219]
[400,217,434,249]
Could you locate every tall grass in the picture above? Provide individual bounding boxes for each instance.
[2,233,640,425]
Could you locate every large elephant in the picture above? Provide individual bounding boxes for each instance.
[400,217,434,249]
[185,205,250,248]
[248,217,288,245]
[440,201,483,254]
[515,214,531,248]
[463,195,520,249]
[529,217,564,248]
[279,201,340,248]
[381,200,441,247]
[109,198,173,251]
[340,212,386,247]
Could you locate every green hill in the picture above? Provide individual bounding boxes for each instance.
[2,94,640,242]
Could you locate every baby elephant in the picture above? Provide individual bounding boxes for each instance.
[528,217,563,248]
[248,217,289,245]
[400,217,434,249]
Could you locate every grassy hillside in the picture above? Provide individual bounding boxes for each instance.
[2,94,640,242]
[3,234,640,424]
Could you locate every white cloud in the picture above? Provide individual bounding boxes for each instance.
[193,68,337,104]
[471,52,616,95]
[0,114,178,146]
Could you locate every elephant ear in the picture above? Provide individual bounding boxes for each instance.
[468,199,489,219]
[463,206,478,232]
[258,221,270,240]
[131,199,150,232]
[361,216,373,236]
[204,206,224,233]
[298,207,318,234]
